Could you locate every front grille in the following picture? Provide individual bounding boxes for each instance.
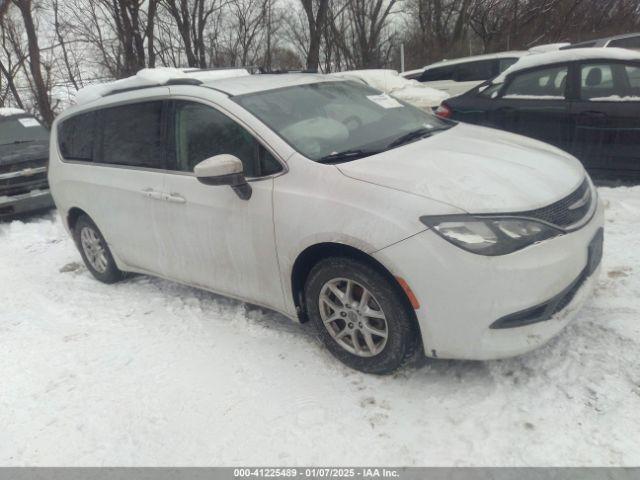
[516,179,592,230]
[0,159,49,197]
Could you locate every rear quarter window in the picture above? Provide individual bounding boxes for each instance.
[58,112,97,161]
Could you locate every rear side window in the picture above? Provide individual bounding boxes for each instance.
[498,57,519,72]
[100,101,165,168]
[608,36,640,49]
[503,65,568,99]
[170,101,281,177]
[580,63,640,100]
[625,65,640,89]
[58,112,96,161]
[580,64,616,99]
[419,65,456,82]
[453,60,496,82]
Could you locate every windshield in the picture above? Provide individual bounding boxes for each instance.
[0,116,49,146]
[234,81,453,161]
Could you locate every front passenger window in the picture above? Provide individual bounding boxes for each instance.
[503,66,568,99]
[171,101,281,177]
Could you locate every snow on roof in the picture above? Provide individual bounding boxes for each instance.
[203,73,336,96]
[74,67,250,105]
[423,51,528,70]
[0,107,26,117]
[494,47,640,83]
[528,43,570,54]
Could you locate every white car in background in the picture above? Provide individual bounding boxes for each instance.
[49,70,603,374]
[403,51,528,97]
[330,69,449,110]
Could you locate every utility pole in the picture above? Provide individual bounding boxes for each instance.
[266,0,272,71]
[400,43,405,73]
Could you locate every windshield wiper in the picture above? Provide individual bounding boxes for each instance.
[317,149,380,164]
[386,128,434,149]
[6,140,35,145]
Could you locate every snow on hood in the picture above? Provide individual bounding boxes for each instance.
[336,123,586,214]
[74,67,250,105]
[0,107,26,117]
[331,69,449,108]
[494,47,640,83]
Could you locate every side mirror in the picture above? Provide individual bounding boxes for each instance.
[194,154,252,200]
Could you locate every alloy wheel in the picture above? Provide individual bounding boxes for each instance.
[318,277,388,357]
[80,226,108,273]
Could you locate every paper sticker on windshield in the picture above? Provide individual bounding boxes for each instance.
[367,93,403,109]
[18,118,40,128]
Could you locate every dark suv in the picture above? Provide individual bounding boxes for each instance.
[0,109,53,217]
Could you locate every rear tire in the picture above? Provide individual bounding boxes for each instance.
[305,256,419,374]
[73,214,124,284]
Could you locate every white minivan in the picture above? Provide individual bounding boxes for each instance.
[49,71,603,374]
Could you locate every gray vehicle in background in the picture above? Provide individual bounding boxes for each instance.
[0,109,53,218]
[562,32,640,51]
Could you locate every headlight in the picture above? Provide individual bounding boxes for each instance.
[419,215,563,256]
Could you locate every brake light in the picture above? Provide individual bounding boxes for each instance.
[435,103,452,119]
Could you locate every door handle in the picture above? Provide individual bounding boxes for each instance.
[163,193,186,204]
[141,188,163,200]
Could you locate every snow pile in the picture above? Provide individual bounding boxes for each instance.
[494,47,640,83]
[331,69,449,109]
[590,95,640,102]
[0,107,26,117]
[74,68,250,105]
[1,186,639,465]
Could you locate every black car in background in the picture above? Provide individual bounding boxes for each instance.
[436,49,640,180]
[0,109,53,218]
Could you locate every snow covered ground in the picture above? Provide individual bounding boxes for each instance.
[1,187,639,466]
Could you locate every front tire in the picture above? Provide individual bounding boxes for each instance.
[305,257,419,374]
[73,214,124,284]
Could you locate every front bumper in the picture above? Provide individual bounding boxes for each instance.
[0,188,54,217]
[373,198,605,360]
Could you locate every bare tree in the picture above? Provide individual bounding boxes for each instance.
[11,0,54,125]
[300,0,329,71]
[159,0,224,68]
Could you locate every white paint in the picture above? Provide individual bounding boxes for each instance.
[337,123,585,213]
[494,47,640,84]
[49,78,600,366]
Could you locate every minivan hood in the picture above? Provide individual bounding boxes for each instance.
[337,123,586,213]
[0,140,48,166]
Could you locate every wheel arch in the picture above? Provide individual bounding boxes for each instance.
[66,206,89,232]
[290,242,420,329]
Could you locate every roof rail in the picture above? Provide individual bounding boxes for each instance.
[105,78,203,97]
[75,67,251,105]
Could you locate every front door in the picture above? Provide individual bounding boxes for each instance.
[157,100,286,311]
[489,64,573,153]
[569,61,640,177]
